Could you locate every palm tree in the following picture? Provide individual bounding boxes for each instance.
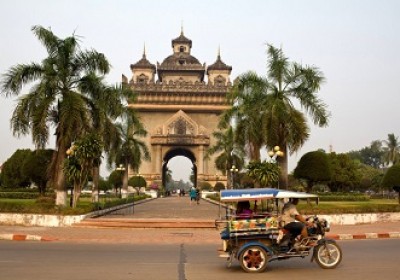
[85,82,133,202]
[383,133,400,166]
[264,45,329,188]
[109,110,150,197]
[232,45,329,189]
[1,26,111,206]
[221,72,269,161]
[205,126,244,188]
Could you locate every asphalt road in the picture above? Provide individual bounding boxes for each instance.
[1,239,399,280]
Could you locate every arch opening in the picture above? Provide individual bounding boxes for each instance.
[162,148,197,191]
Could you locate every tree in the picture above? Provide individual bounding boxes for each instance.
[293,151,331,192]
[383,133,400,166]
[357,164,384,193]
[381,164,400,189]
[327,153,361,192]
[128,175,147,194]
[87,83,134,203]
[262,45,329,189]
[108,170,123,195]
[110,111,150,198]
[1,149,32,188]
[348,140,384,168]
[246,160,280,188]
[205,126,244,188]
[63,134,103,208]
[381,164,400,204]
[1,26,112,206]
[98,177,112,193]
[22,149,55,194]
[223,45,329,189]
[222,72,269,161]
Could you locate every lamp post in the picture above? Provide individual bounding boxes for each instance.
[230,165,239,189]
[267,146,284,189]
[137,173,141,195]
[116,164,125,198]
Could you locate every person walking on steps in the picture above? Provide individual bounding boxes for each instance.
[189,187,197,205]
[195,187,200,204]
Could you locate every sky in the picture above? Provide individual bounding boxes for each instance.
[1,0,399,182]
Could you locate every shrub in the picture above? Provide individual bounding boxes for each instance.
[214,182,225,191]
[382,164,400,190]
[198,181,212,190]
[0,192,40,199]
[317,192,370,201]
[294,151,331,192]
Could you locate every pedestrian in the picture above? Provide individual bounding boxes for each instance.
[189,187,197,205]
[195,187,200,204]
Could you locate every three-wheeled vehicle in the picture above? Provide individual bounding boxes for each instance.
[216,188,342,273]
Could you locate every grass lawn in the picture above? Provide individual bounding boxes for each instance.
[297,199,399,214]
[0,194,148,215]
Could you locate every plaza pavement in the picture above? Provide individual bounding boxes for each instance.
[0,195,399,243]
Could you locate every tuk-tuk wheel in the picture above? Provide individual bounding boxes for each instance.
[239,246,268,273]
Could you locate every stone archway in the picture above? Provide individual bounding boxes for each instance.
[162,148,197,188]
[124,29,232,189]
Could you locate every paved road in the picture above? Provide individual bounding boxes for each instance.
[1,239,399,280]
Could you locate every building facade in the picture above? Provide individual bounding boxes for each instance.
[123,30,232,188]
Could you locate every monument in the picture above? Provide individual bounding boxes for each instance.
[122,29,232,189]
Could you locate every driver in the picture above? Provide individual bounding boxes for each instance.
[281,198,312,242]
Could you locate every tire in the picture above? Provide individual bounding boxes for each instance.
[315,242,342,269]
[239,246,269,273]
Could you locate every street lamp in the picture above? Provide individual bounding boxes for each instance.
[267,146,284,163]
[267,146,284,189]
[230,165,239,189]
[115,164,126,198]
[116,164,125,171]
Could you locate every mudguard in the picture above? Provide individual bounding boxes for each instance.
[311,238,338,263]
[236,241,273,260]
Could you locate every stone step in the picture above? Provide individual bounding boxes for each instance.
[73,218,216,229]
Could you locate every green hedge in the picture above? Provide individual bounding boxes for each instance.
[0,194,149,215]
[317,192,370,201]
[0,188,36,192]
[0,192,40,199]
[298,203,400,214]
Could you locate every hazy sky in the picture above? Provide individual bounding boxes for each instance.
[1,0,399,181]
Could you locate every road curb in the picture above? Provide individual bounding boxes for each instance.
[0,233,57,242]
[1,231,399,242]
[327,232,400,240]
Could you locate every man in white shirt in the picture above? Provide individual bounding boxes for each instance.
[281,198,310,241]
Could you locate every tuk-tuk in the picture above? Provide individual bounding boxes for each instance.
[216,188,342,273]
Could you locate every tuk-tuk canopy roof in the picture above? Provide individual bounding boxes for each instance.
[220,188,318,202]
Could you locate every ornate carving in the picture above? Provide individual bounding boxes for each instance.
[214,75,226,87]
[164,110,198,135]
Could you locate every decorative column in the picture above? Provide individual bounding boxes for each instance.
[197,145,204,179]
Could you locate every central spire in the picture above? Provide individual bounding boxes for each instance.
[181,20,184,35]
